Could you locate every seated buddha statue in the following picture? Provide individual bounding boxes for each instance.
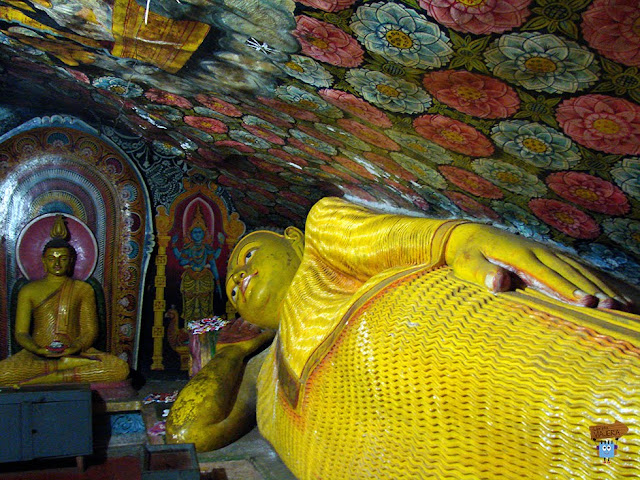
[167,197,640,479]
[0,216,129,387]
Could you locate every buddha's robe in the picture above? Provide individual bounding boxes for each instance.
[0,278,129,386]
[256,198,640,480]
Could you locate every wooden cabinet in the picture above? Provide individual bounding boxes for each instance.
[0,384,92,465]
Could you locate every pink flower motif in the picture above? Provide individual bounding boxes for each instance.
[288,138,333,162]
[184,116,228,135]
[281,190,312,207]
[439,166,504,199]
[248,156,285,173]
[413,115,494,157]
[243,105,295,129]
[422,70,520,119]
[293,15,364,67]
[529,199,600,239]
[419,0,532,35]
[340,184,378,202]
[242,124,285,145]
[295,0,357,12]
[332,155,377,181]
[546,172,630,215]
[582,0,640,67]
[144,88,193,108]
[337,119,400,150]
[268,148,310,168]
[197,148,224,164]
[319,89,392,127]
[444,191,500,221]
[556,95,640,155]
[214,140,255,153]
[195,94,243,117]
[297,124,345,148]
[258,96,320,122]
[321,164,359,183]
[364,152,417,181]
[65,68,90,84]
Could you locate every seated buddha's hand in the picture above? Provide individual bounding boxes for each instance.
[445,223,632,310]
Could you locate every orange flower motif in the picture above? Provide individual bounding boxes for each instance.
[413,115,494,156]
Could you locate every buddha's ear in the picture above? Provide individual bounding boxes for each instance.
[284,226,304,260]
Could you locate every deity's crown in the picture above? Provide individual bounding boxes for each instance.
[189,205,207,232]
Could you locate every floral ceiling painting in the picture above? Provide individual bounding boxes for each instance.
[0,0,639,283]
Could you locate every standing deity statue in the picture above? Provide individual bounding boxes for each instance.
[0,216,129,386]
[171,205,225,324]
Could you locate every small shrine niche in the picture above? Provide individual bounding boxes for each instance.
[152,178,244,371]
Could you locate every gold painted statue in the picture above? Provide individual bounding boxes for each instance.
[0,216,129,387]
[167,197,640,479]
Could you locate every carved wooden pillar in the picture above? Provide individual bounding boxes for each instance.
[151,206,171,370]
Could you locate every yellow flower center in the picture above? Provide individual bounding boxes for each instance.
[496,171,520,184]
[111,85,127,94]
[456,85,484,101]
[554,212,575,225]
[409,142,427,154]
[285,61,305,73]
[441,130,465,144]
[456,0,486,6]
[524,57,557,73]
[592,118,621,135]
[632,232,640,243]
[385,30,413,49]
[376,84,401,97]
[308,36,329,50]
[574,188,599,202]
[522,138,548,153]
[298,99,319,110]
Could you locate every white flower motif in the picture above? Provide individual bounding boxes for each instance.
[491,120,581,169]
[281,55,334,87]
[484,32,600,94]
[390,152,447,189]
[350,2,453,69]
[386,130,453,164]
[275,85,343,118]
[611,157,640,201]
[602,218,640,255]
[346,69,431,113]
[472,158,546,197]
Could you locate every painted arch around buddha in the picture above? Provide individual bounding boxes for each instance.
[0,115,153,367]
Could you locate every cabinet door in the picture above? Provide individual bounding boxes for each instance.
[0,403,22,462]
[31,400,92,458]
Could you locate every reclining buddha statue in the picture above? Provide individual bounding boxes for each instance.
[167,197,640,479]
[0,216,129,387]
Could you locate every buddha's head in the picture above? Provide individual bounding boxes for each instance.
[41,239,76,277]
[226,227,304,329]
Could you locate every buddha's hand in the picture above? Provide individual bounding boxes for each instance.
[218,326,275,358]
[445,223,632,310]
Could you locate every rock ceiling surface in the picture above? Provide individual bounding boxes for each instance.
[0,0,639,283]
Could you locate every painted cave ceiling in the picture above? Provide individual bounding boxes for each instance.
[0,0,639,283]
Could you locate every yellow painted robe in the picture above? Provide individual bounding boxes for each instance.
[0,278,129,386]
[256,198,640,480]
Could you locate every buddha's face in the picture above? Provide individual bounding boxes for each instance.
[42,247,73,277]
[226,228,303,330]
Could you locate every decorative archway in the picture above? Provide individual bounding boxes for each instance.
[0,116,153,367]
